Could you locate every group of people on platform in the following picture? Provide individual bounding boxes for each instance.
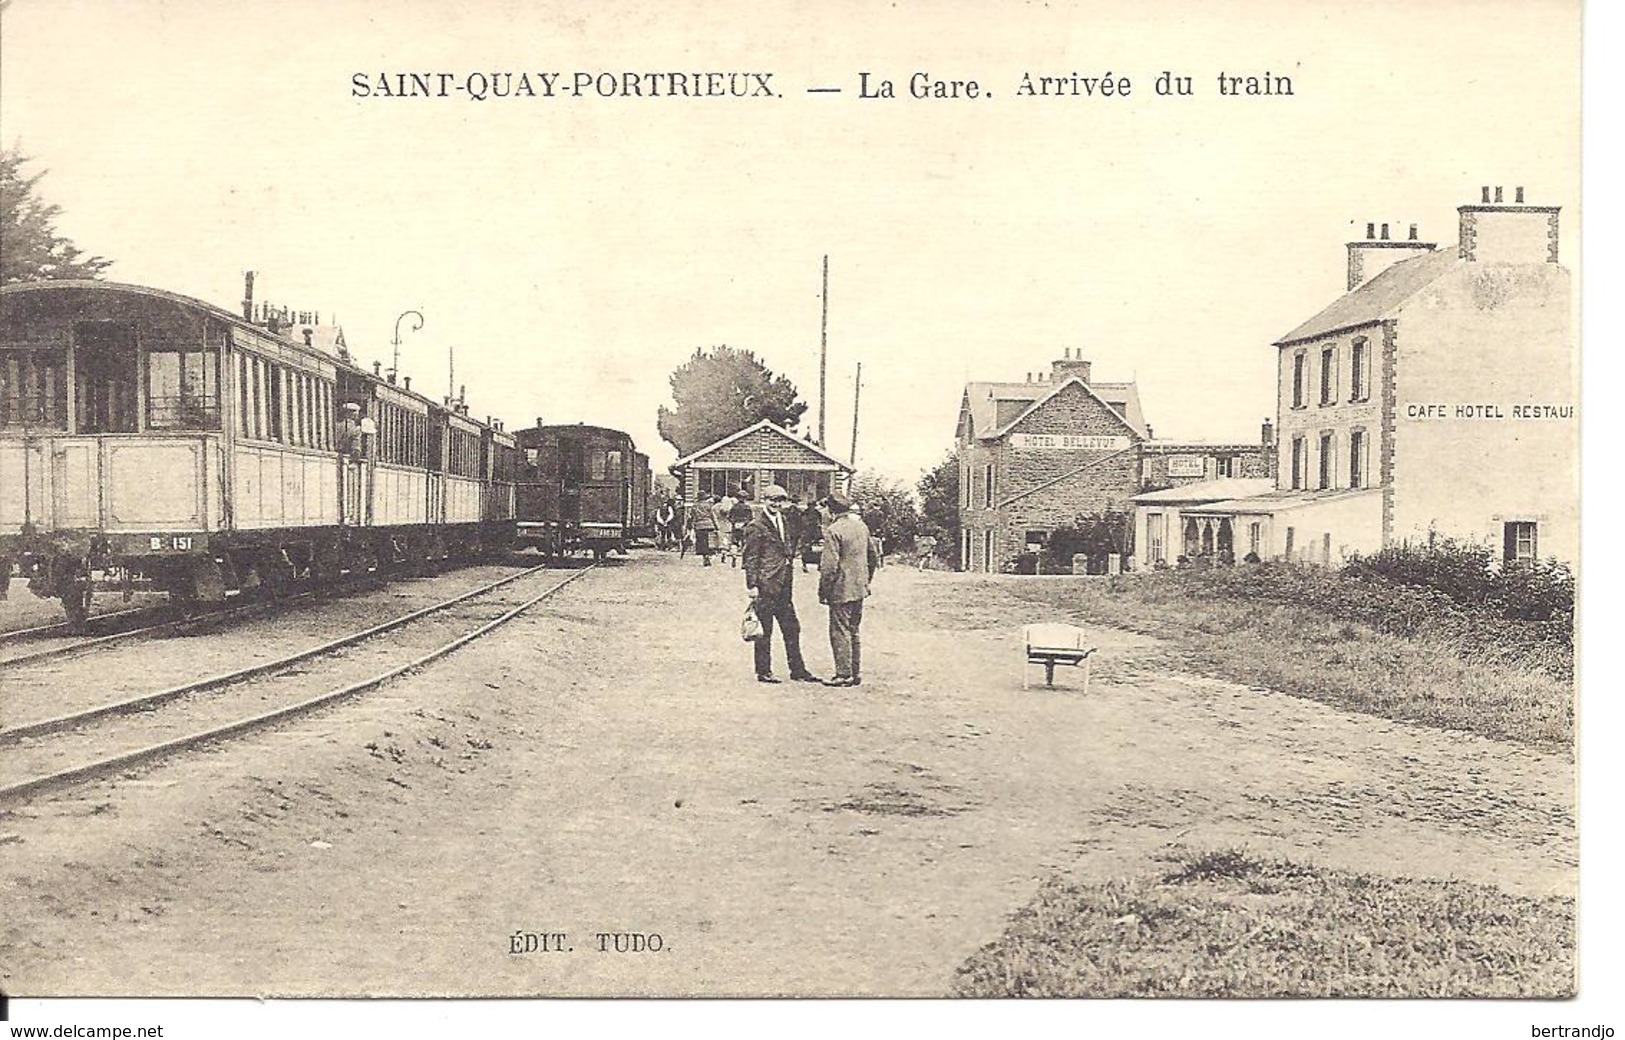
[650,484,879,688]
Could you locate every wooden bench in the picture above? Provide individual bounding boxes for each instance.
[1022,623,1098,691]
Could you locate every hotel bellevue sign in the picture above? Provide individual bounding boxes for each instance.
[1009,434,1132,450]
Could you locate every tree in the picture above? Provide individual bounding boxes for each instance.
[850,470,920,554]
[1040,509,1135,574]
[1,148,112,284]
[916,452,961,567]
[656,346,808,456]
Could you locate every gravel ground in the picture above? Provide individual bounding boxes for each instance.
[0,552,1575,997]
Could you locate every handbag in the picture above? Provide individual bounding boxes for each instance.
[741,600,765,642]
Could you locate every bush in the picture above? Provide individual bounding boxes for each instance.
[1342,539,1574,628]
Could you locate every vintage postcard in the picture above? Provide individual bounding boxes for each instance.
[0,0,1606,1035]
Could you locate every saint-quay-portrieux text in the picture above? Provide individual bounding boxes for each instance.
[350,71,779,100]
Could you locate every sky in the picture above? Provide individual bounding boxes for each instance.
[0,0,1580,489]
[1,2,1610,1032]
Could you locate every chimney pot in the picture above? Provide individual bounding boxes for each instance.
[1409,224,1418,241]
[536,416,543,429]
[1380,223,1390,240]
[1494,186,1504,203]
[372,361,381,376]
[1516,186,1525,204]
[1482,186,1492,204]
[302,328,313,347]
[1366,222,1375,239]
[404,375,412,390]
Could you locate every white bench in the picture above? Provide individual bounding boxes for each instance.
[1022,623,1098,691]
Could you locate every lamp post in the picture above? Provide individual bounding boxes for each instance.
[390,309,424,384]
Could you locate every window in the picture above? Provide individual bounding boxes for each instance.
[1215,455,1235,478]
[1248,522,1261,557]
[983,463,994,508]
[1350,337,1369,401]
[606,450,623,478]
[1147,512,1166,563]
[962,461,971,508]
[1504,521,1538,564]
[1318,431,1335,489]
[1024,529,1048,551]
[266,362,284,442]
[983,529,994,573]
[961,529,972,572]
[1349,429,1366,488]
[1292,352,1307,409]
[1290,436,1306,489]
[1319,345,1337,406]
[0,348,69,429]
[147,347,219,429]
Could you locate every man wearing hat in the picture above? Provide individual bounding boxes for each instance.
[742,485,820,684]
[817,489,880,687]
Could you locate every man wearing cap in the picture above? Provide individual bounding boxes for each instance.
[818,490,880,687]
[742,485,820,684]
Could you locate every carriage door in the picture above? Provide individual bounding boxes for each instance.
[54,322,138,529]
[559,437,583,527]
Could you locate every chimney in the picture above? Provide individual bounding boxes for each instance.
[242,271,256,320]
[536,416,543,429]
[373,361,382,376]
[1050,351,1092,384]
[1261,417,1275,448]
[404,375,412,391]
[1347,219,1436,290]
[302,328,313,347]
[1459,185,1560,264]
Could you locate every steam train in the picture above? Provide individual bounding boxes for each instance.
[513,424,654,559]
[0,280,520,626]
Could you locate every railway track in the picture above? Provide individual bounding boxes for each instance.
[0,562,594,804]
[0,570,419,671]
[0,604,162,646]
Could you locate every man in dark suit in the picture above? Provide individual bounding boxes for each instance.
[743,484,821,684]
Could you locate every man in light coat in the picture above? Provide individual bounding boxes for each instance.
[818,490,880,687]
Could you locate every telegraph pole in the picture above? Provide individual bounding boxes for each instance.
[818,255,829,447]
[849,361,862,467]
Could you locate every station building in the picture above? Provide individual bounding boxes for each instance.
[670,419,852,506]
[1131,186,1576,569]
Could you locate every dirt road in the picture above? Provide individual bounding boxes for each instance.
[0,551,1575,996]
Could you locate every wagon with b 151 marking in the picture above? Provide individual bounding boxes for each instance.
[0,278,517,627]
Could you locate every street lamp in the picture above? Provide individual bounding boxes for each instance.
[390,309,424,384]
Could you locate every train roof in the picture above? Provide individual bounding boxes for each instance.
[1,279,514,439]
[514,423,639,449]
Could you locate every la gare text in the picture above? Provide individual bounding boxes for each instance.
[348,70,1295,101]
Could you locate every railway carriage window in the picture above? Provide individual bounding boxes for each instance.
[72,322,138,433]
[605,449,623,478]
[250,358,264,438]
[266,362,284,442]
[146,347,219,429]
[238,354,251,437]
[0,348,69,429]
[318,382,332,449]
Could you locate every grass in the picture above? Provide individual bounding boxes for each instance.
[952,847,1575,998]
[994,571,1574,748]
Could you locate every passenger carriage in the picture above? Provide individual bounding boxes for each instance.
[0,280,516,626]
[513,423,643,559]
